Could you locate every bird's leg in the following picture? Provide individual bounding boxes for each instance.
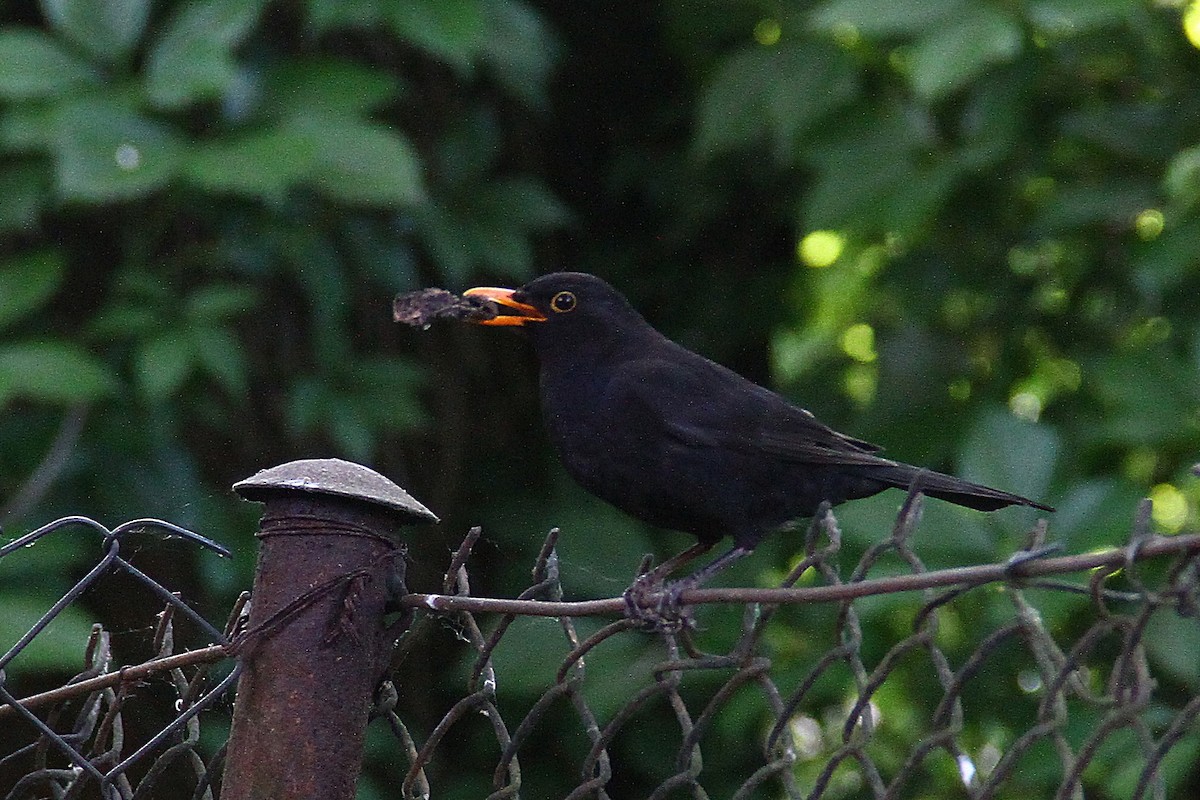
[626,544,753,632]
[623,541,714,621]
[670,545,753,594]
[637,541,716,583]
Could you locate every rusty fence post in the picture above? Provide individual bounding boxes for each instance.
[221,458,437,800]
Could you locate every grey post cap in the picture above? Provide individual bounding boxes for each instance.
[233,458,439,524]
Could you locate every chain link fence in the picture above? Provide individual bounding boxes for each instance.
[3,494,1199,799]
[0,517,239,800]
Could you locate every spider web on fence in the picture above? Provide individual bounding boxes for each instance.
[0,517,238,800]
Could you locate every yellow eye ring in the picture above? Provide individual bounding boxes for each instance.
[551,291,577,313]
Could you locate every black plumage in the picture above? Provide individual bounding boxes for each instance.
[466,272,1052,590]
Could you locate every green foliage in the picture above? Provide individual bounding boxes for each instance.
[0,28,97,98]
[39,0,151,62]
[0,341,118,405]
[53,96,186,200]
[0,250,64,330]
[693,40,858,161]
[0,600,99,675]
[387,0,487,73]
[905,5,1023,100]
[3,0,1200,797]
[145,0,265,108]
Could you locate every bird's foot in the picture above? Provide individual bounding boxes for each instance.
[623,573,694,633]
[1004,542,1063,578]
[1002,542,1065,588]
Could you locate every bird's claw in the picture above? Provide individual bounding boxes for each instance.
[623,574,694,633]
[1004,542,1063,578]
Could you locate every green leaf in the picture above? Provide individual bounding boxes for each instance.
[1146,610,1200,688]
[1133,218,1200,297]
[1027,0,1136,35]
[1084,350,1200,448]
[329,407,375,461]
[907,7,1022,100]
[479,178,569,230]
[351,356,428,429]
[39,0,151,61]
[802,107,951,233]
[0,249,65,331]
[694,42,858,163]
[136,332,194,402]
[0,28,98,99]
[811,0,965,37]
[297,119,425,206]
[0,162,49,232]
[304,0,382,33]
[958,407,1059,509]
[411,185,551,285]
[1161,145,1200,209]
[410,201,474,285]
[184,129,318,201]
[1059,102,1177,161]
[144,0,265,108]
[0,341,118,405]
[1048,478,1143,549]
[0,597,100,676]
[189,326,248,396]
[263,59,401,119]
[85,304,160,340]
[1163,145,1200,211]
[284,376,329,434]
[185,285,258,323]
[479,0,557,106]
[1035,180,1153,230]
[51,97,184,201]
[387,0,486,73]
[0,104,54,152]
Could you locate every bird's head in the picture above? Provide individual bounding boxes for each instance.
[464,272,651,354]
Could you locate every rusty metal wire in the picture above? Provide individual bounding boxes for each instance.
[5,499,1200,800]
[389,494,1200,800]
[0,517,238,800]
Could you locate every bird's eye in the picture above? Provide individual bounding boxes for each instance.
[551,291,577,313]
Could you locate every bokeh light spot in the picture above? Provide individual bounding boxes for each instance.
[1009,391,1042,422]
[840,323,876,363]
[1017,669,1043,693]
[798,230,845,268]
[1185,1,1200,50]
[843,363,877,407]
[1135,208,1165,240]
[753,18,782,46]
[948,378,971,402]
[830,23,860,48]
[115,143,140,171]
[1150,483,1188,532]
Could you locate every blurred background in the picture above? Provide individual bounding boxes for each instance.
[2,0,1200,796]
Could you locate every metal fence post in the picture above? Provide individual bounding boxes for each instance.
[221,458,437,800]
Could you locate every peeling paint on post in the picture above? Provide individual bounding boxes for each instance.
[221,459,437,800]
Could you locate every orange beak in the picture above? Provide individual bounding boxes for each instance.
[462,287,546,326]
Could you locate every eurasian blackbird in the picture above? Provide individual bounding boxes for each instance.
[465,272,1053,597]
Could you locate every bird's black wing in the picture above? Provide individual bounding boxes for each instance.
[609,349,897,469]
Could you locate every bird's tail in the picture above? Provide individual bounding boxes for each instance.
[872,464,1054,513]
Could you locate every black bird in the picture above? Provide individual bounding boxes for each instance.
[465,273,1053,600]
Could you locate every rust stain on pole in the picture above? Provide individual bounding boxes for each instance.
[222,459,437,800]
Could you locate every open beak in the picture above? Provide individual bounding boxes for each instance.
[462,287,546,326]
